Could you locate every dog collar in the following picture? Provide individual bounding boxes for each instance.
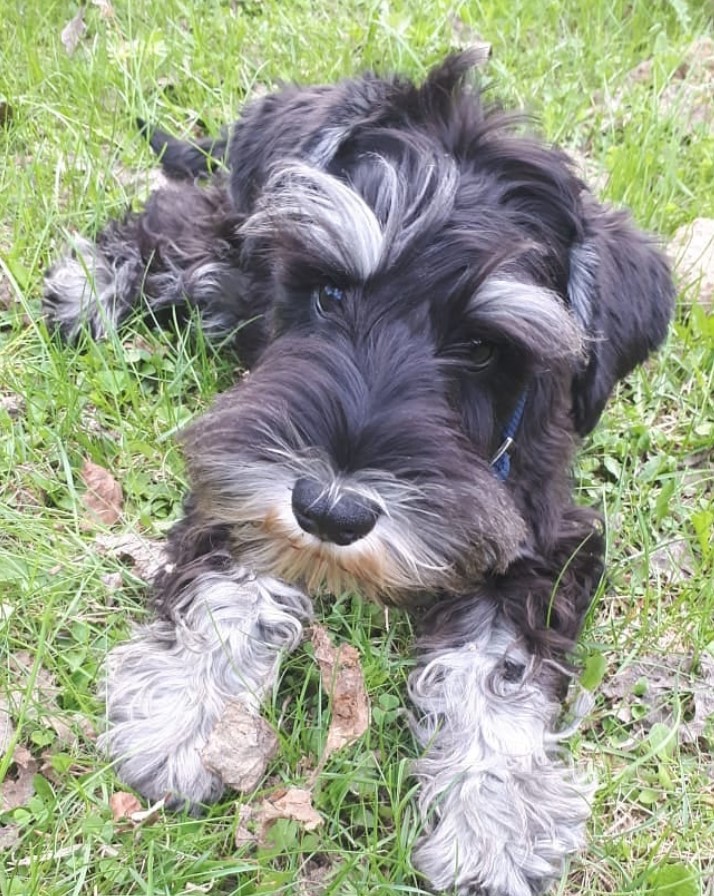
[490,387,528,481]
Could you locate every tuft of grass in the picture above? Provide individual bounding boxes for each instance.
[1,1,712,894]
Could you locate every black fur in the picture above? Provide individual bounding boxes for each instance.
[44,53,674,895]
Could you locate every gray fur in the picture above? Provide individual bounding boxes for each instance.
[185,445,526,601]
[100,567,312,806]
[567,243,599,330]
[44,235,144,339]
[243,156,458,279]
[409,600,594,896]
[474,278,584,360]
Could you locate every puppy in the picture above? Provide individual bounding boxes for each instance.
[45,52,674,895]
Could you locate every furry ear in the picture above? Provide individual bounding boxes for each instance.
[568,200,675,436]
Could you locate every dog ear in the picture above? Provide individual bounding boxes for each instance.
[568,201,675,436]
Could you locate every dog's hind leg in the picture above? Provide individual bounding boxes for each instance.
[408,597,594,896]
[44,181,269,360]
[99,547,312,808]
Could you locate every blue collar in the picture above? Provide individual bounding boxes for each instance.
[490,388,528,481]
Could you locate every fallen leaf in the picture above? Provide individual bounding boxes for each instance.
[0,745,38,812]
[201,700,278,792]
[6,650,61,720]
[109,791,142,821]
[61,8,87,55]
[0,393,24,417]
[0,824,21,851]
[680,654,714,745]
[648,538,696,585]
[669,217,714,310]
[0,696,16,756]
[234,803,257,848]
[256,787,322,843]
[602,652,714,746]
[297,857,333,896]
[311,625,369,762]
[81,459,123,526]
[95,533,169,581]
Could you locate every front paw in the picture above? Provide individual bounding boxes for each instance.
[409,602,594,896]
[99,620,227,808]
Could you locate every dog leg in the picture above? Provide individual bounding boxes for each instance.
[408,598,593,896]
[44,182,268,360]
[99,566,312,807]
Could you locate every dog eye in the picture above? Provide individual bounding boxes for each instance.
[468,339,497,371]
[313,284,345,317]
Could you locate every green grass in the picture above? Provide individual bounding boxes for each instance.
[1,1,713,894]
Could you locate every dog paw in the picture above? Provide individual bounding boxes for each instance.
[100,568,312,808]
[409,600,594,896]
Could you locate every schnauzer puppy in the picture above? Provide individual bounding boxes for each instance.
[45,53,674,896]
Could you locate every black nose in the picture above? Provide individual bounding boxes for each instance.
[291,477,380,546]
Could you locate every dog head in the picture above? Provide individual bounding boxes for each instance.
[181,54,673,605]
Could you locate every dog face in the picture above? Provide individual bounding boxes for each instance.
[177,98,646,605]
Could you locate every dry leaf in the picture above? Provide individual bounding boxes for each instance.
[201,700,278,792]
[311,625,369,762]
[0,824,21,851]
[0,745,38,812]
[81,459,123,526]
[109,791,142,821]
[234,803,257,848]
[0,696,16,756]
[0,393,24,418]
[603,653,714,745]
[681,654,714,745]
[2,649,79,747]
[670,217,714,310]
[648,538,696,585]
[297,858,333,896]
[256,787,323,843]
[95,533,169,581]
[61,8,87,55]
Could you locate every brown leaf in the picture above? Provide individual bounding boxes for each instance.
[0,696,16,756]
[681,654,714,745]
[602,653,714,745]
[0,746,38,812]
[95,533,169,582]
[61,8,87,55]
[297,858,333,896]
[81,459,123,526]
[234,803,257,849]
[0,824,21,851]
[201,700,278,792]
[109,791,142,821]
[311,625,369,762]
[256,787,322,843]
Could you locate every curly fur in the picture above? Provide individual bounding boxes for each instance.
[45,52,674,895]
